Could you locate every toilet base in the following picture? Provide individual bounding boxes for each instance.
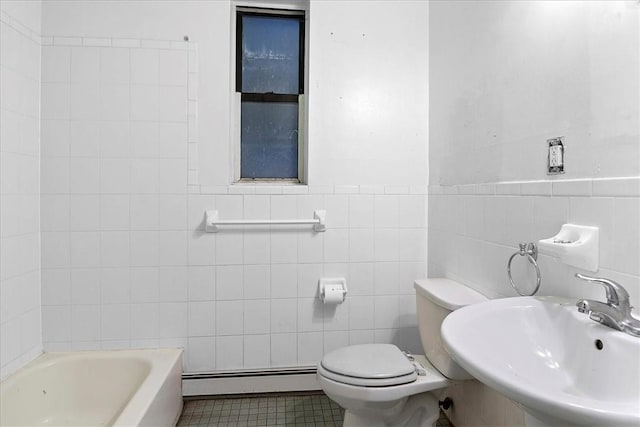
[342,392,440,427]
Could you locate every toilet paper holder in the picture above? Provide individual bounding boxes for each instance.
[318,278,347,304]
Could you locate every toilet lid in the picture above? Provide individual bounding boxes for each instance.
[320,344,417,386]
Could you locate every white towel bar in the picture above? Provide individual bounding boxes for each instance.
[205,210,326,233]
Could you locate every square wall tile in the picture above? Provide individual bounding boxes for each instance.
[69,120,100,157]
[41,195,69,232]
[101,267,131,304]
[130,231,159,266]
[159,302,188,338]
[349,296,374,330]
[100,85,130,122]
[131,121,159,158]
[158,49,188,86]
[100,195,130,230]
[323,331,349,354]
[41,157,69,194]
[243,265,270,299]
[215,300,243,335]
[101,304,130,340]
[297,332,323,365]
[100,47,129,84]
[101,232,130,267]
[374,229,399,262]
[42,306,71,342]
[216,335,243,370]
[130,195,159,230]
[243,232,271,265]
[244,334,270,368]
[188,266,215,301]
[69,158,100,194]
[130,159,159,194]
[270,333,297,367]
[69,195,100,231]
[324,229,349,263]
[130,85,158,121]
[187,233,215,266]
[71,47,100,83]
[297,298,323,332]
[270,299,297,333]
[99,120,130,157]
[131,267,159,303]
[40,119,69,157]
[244,300,270,334]
[158,266,188,302]
[297,263,322,298]
[70,83,100,120]
[158,231,187,266]
[71,305,101,342]
[41,269,71,306]
[158,86,188,122]
[187,337,215,372]
[374,295,399,329]
[158,122,188,158]
[158,195,187,230]
[71,268,101,305]
[216,265,243,300]
[188,301,215,337]
[41,83,69,120]
[69,232,100,268]
[324,195,349,228]
[215,233,243,265]
[130,303,159,339]
[100,158,131,194]
[42,46,71,82]
[374,195,399,228]
[270,264,297,298]
[348,262,374,295]
[130,49,158,85]
[349,195,374,228]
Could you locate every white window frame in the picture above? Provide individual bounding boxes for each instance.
[230,1,309,184]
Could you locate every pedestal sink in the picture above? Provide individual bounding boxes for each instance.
[441,296,640,427]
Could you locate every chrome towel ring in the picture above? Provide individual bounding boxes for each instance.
[507,242,541,296]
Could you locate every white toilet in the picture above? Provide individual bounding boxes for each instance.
[317,278,488,426]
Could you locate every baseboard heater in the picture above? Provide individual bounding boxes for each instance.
[182,366,320,397]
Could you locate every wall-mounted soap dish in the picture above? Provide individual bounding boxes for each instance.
[537,224,599,272]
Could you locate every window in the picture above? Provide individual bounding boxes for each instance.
[236,8,305,181]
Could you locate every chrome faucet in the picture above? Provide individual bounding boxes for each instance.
[575,273,640,337]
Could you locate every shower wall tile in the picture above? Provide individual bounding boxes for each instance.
[38,37,428,374]
[0,6,42,380]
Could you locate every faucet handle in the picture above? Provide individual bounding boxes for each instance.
[575,273,630,307]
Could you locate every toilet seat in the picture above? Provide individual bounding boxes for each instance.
[317,353,449,404]
[319,344,417,387]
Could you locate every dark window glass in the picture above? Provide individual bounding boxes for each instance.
[241,102,298,179]
[241,16,300,94]
[237,9,304,180]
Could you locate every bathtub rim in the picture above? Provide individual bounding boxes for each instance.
[0,347,183,427]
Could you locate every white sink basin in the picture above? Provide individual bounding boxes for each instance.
[441,296,640,427]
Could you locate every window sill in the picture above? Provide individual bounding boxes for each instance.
[236,179,303,185]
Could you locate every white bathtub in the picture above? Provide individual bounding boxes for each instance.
[0,348,183,426]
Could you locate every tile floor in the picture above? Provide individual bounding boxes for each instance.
[178,392,343,426]
[177,392,454,426]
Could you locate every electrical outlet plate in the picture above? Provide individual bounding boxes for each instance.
[547,137,565,175]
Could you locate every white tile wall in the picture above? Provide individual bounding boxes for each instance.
[38,36,427,373]
[0,4,42,380]
[43,59,426,371]
[429,3,639,424]
[429,179,640,309]
[41,187,427,371]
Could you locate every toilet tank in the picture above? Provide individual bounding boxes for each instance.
[414,278,487,380]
